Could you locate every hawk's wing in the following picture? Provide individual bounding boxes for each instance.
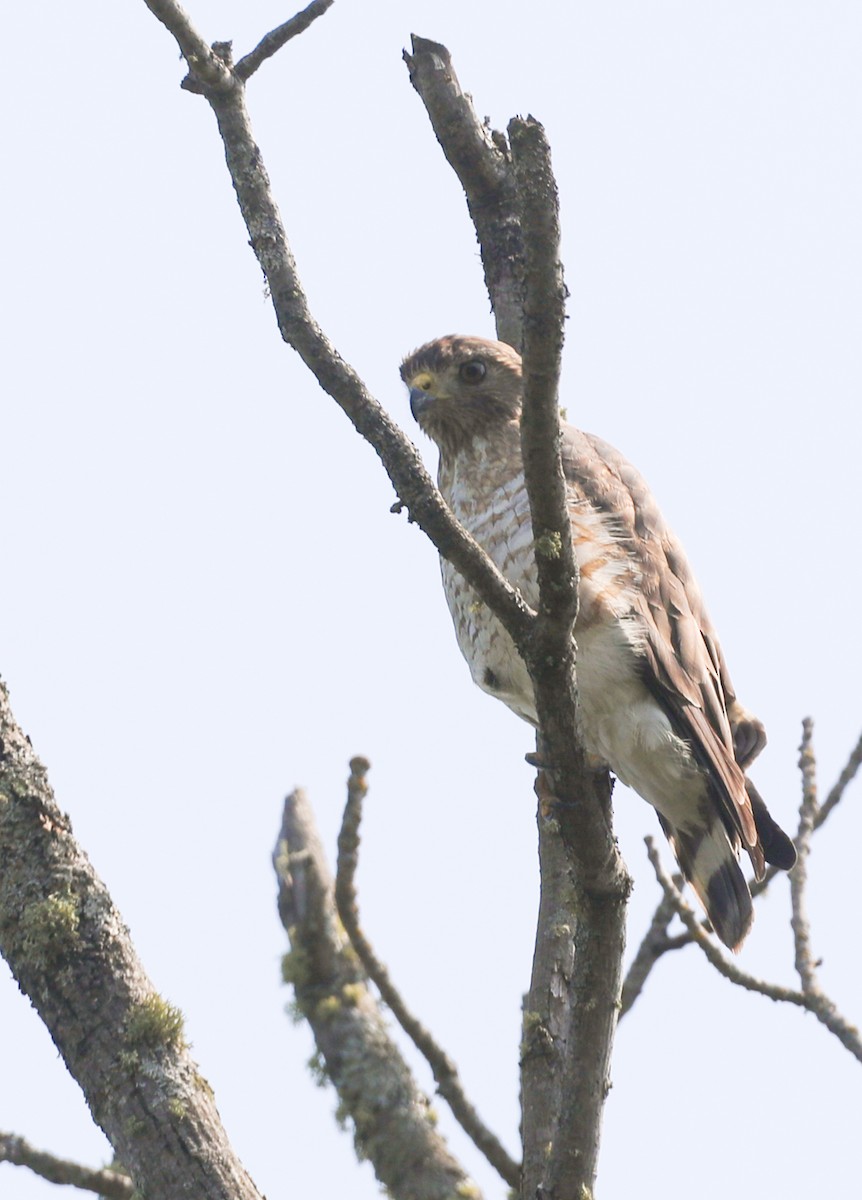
[560,426,763,875]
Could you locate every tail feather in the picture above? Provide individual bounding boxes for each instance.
[746,779,797,871]
[658,814,753,951]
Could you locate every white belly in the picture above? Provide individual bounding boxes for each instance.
[441,464,704,830]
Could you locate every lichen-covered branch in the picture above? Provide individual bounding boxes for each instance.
[275,786,479,1200]
[333,759,520,1190]
[0,1132,133,1199]
[0,681,262,1200]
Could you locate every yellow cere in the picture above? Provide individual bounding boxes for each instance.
[410,372,434,393]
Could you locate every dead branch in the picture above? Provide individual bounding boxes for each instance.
[646,838,862,1063]
[791,719,819,994]
[0,682,262,1200]
[624,722,862,1011]
[236,0,334,80]
[333,758,520,1189]
[619,884,686,1019]
[275,786,479,1200]
[403,36,526,349]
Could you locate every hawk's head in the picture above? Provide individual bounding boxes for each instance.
[400,335,523,458]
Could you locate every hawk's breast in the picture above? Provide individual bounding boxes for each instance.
[438,447,647,738]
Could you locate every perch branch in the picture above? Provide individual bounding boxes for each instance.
[334,759,520,1190]
[506,115,628,1200]
[0,682,262,1200]
[0,1133,133,1199]
[646,838,862,1063]
[508,116,575,641]
[275,785,479,1200]
[138,12,631,1193]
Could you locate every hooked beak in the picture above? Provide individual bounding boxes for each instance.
[409,387,435,420]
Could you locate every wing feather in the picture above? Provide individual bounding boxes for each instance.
[560,426,762,874]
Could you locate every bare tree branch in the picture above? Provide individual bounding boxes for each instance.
[0,1133,133,1199]
[141,0,233,89]
[817,726,862,827]
[236,1,335,81]
[625,723,862,1009]
[508,116,575,640]
[646,838,862,1063]
[791,719,820,994]
[333,759,520,1190]
[187,59,538,655]
[0,682,262,1200]
[403,36,526,349]
[502,114,630,1199]
[619,883,685,1019]
[275,786,480,1200]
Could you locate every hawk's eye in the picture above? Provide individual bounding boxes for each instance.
[459,359,486,385]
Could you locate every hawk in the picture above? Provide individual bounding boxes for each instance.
[401,334,796,950]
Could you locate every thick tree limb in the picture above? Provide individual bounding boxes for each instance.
[333,759,520,1190]
[0,1132,133,1199]
[0,682,262,1200]
[504,115,630,1199]
[275,786,479,1200]
[403,36,526,349]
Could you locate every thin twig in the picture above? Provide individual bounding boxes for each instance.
[0,1133,133,1199]
[627,724,862,1005]
[818,727,862,827]
[791,719,820,994]
[333,760,520,1190]
[275,786,479,1200]
[646,838,862,1063]
[619,882,685,1019]
[236,0,334,80]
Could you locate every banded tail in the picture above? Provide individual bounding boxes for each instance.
[659,793,796,951]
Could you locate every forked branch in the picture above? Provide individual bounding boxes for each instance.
[334,759,520,1190]
[624,721,862,1014]
[274,784,479,1200]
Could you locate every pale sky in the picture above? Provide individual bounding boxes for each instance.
[3,2,861,1198]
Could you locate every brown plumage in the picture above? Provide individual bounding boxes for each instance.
[402,334,796,949]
